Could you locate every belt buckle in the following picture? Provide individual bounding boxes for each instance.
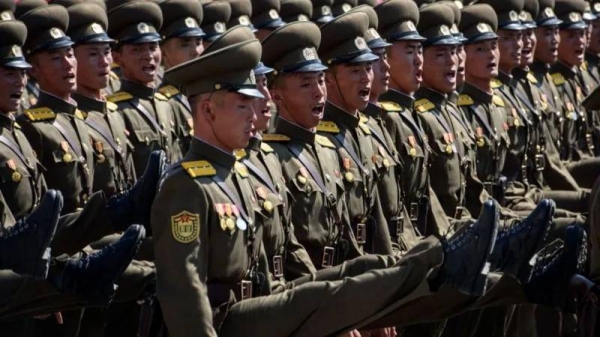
[535,154,545,171]
[272,255,284,278]
[410,202,418,222]
[240,280,253,301]
[454,206,464,219]
[356,223,367,244]
[322,246,335,268]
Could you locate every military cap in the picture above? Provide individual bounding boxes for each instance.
[592,2,600,16]
[21,5,74,55]
[319,10,378,64]
[414,0,435,8]
[478,0,525,30]
[519,0,539,28]
[536,0,562,26]
[64,3,113,44]
[251,0,285,29]
[357,0,377,6]
[459,4,498,44]
[159,0,204,40]
[0,20,31,68]
[204,25,256,54]
[165,39,264,98]
[554,0,587,29]
[201,1,232,41]
[52,0,107,11]
[15,0,47,19]
[280,0,312,23]
[350,5,390,49]
[262,21,327,73]
[442,1,468,43]
[332,0,357,17]
[583,2,597,21]
[417,3,461,46]
[0,0,15,21]
[105,0,139,13]
[311,0,334,24]
[226,0,256,31]
[254,61,273,76]
[108,2,163,45]
[375,0,425,42]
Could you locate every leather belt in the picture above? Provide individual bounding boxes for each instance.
[207,281,253,307]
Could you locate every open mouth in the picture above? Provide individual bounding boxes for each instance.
[445,70,456,83]
[522,48,532,58]
[10,91,22,100]
[261,105,271,117]
[312,102,325,116]
[359,88,370,99]
[142,64,156,75]
[457,66,465,75]
[65,73,76,82]
[575,49,585,58]
[415,69,423,82]
[487,61,497,71]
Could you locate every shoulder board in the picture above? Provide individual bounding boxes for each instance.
[75,109,87,120]
[106,91,133,103]
[111,62,119,70]
[154,92,168,101]
[315,134,335,148]
[551,73,566,86]
[358,122,371,135]
[458,94,474,106]
[13,122,20,129]
[262,134,290,142]
[491,78,503,89]
[359,114,369,124]
[24,107,56,121]
[526,72,538,84]
[260,142,274,153]
[234,149,247,160]
[316,121,340,133]
[582,61,588,71]
[109,71,119,80]
[181,160,216,178]
[414,98,435,113]
[106,101,118,112]
[158,85,180,98]
[492,95,505,107]
[379,101,402,112]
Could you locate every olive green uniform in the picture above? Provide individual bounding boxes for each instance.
[158,84,193,155]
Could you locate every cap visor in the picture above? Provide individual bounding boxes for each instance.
[176,28,206,38]
[427,36,461,46]
[561,22,588,30]
[538,18,563,26]
[347,52,379,64]
[127,35,162,44]
[81,36,116,44]
[295,63,328,72]
[368,40,392,49]
[500,22,526,30]
[237,87,264,98]
[46,39,75,51]
[3,60,32,69]
[314,15,334,24]
[261,19,286,29]
[522,22,537,29]
[583,13,597,21]
[254,64,274,76]
[467,32,499,44]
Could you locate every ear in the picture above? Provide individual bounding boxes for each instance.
[270,88,282,104]
[200,99,215,121]
[324,70,335,85]
[111,49,123,66]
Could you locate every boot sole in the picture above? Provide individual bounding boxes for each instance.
[32,193,62,280]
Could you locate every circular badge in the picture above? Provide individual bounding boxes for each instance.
[406,21,416,31]
[321,6,331,15]
[269,9,279,19]
[0,11,11,21]
[137,23,149,33]
[354,36,367,50]
[90,23,103,34]
[302,47,317,60]
[477,23,489,33]
[63,153,72,163]
[595,3,600,13]
[11,45,22,57]
[519,11,528,21]
[440,25,450,35]
[569,12,581,22]
[50,28,64,39]
[544,7,554,17]
[509,10,518,21]
[368,28,381,39]
[239,15,250,25]
[11,171,21,182]
[214,22,225,33]
[298,14,309,21]
[342,3,352,12]
[185,17,197,28]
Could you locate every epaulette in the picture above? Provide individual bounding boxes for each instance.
[181,160,216,178]
[111,62,119,70]
[358,122,371,135]
[234,149,247,160]
[414,98,435,112]
[492,95,505,107]
[106,91,133,103]
[158,85,180,99]
[154,92,168,101]
[379,101,402,112]
[316,121,340,133]
[106,101,118,112]
[526,72,538,84]
[551,73,565,86]
[75,109,87,120]
[262,134,290,142]
[581,61,588,71]
[315,134,335,148]
[359,114,369,124]
[491,78,503,89]
[260,142,274,153]
[109,71,119,80]
[13,122,21,129]
[24,107,56,122]
[457,94,474,106]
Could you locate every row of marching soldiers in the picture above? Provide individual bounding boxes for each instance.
[0,0,599,336]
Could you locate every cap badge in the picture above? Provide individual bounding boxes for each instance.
[0,11,11,21]
[368,28,381,39]
[454,1,463,9]
[298,14,309,21]
[519,11,528,20]
[137,23,150,33]
[544,7,555,17]
[249,70,256,84]
[354,36,367,50]
[477,23,490,33]
[321,6,331,15]
[50,28,64,39]
[342,3,352,12]
[450,24,459,34]
[569,12,581,22]
[90,23,104,34]
[214,22,225,33]
[11,45,22,57]
[509,10,519,21]
[269,9,279,19]
[440,25,450,35]
[302,47,317,60]
[406,21,416,31]
[185,17,197,28]
[239,15,250,25]
[595,3,600,12]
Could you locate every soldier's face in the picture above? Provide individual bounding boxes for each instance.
[588,20,600,53]
[271,72,326,129]
[422,44,457,94]
[558,28,586,66]
[465,39,499,83]
[161,37,203,70]
[370,48,390,99]
[74,43,111,91]
[30,47,77,97]
[201,91,256,151]
[497,29,523,72]
[456,44,466,87]
[114,42,161,87]
[0,67,26,113]
[387,41,423,94]
[325,62,373,113]
[534,26,559,64]
[520,29,537,67]
[253,74,272,132]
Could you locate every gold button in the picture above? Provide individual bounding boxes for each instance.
[11,171,21,182]
[297,175,307,184]
[225,218,235,231]
[409,148,417,157]
[344,171,354,182]
[445,144,453,154]
[63,153,72,162]
[220,218,227,231]
[97,154,106,163]
[263,200,273,213]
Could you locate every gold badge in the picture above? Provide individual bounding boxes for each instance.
[344,171,354,182]
[11,171,21,182]
[342,3,352,12]
[476,138,485,147]
[544,7,554,17]
[321,6,331,15]
[509,10,518,21]
[239,15,250,25]
[297,175,307,184]
[303,47,317,60]
[185,17,197,28]
[445,144,453,154]
[569,12,581,22]
[263,200,274,213]
[90,23,104,34]
[214,22,225,33]
[11,45,22,57]
[477,23,489,33]
[354,37,367,50]
[50,28,64,39]
[440,25,450,35]
[409,147,417,157]
[137,22,150,33]
[0,11,11,21]
[171,211,200,243]
[235,162,249,178]
[97,154,106,164]
[406,21,416,31]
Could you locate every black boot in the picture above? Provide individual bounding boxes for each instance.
[525,225,587,309]
[0,190,63,279]
[438,200,499,296]
[107,150,166,232]
[53,225,145,307]
[490,199,554,283]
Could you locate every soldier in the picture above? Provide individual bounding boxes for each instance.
[226,0,256,31]
[331,0,357,17]
[200,0,232,46]
[107,1,183,175]
[280,0,313,23]
[158,0,205,156]
[251,0,286,41]
[152,24,503,337]
[585,1,600,87]
[310,0,335,25]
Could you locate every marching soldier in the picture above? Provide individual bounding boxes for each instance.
[201,0,232,45]
[251,0,287,40]
[280,0,313,23]
[311,0,335,25]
